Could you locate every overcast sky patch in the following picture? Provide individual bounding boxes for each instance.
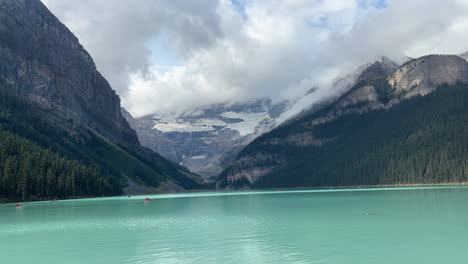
[42,0,468,118]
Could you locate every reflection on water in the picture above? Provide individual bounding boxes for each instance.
[1,187,467,264]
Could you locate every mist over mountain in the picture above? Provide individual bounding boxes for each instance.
[460,51,468,62]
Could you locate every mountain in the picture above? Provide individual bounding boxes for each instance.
[0,0,201,202]
[125,99,290,178]
[217,54,468,189]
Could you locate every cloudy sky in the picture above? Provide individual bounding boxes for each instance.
[41,0,468,117]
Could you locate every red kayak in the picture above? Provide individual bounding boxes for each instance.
[144,197,150,202]
[15,203,22,207]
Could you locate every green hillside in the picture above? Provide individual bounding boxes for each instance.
[0,82,200,202]
[219,82,468,188]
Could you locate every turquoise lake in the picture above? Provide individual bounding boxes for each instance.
[1,187,468,263]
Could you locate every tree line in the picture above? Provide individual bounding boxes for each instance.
[0,130,119,201]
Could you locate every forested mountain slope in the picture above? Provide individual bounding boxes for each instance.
[218,55,468,189]
[0,79,200,202]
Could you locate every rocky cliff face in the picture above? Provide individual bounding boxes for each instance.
[0,0,138,147]
[388,55,468,98]
[218,54,468,188]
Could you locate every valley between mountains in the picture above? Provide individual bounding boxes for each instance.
[1,0,468,202]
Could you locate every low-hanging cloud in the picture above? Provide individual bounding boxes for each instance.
[42,0,468,118]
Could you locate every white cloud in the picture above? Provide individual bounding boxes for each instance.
[41,0,222,98]
[41,0,468,118]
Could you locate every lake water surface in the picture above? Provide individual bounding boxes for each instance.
[1,187,467,263]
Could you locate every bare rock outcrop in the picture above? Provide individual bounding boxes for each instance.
[388,55,468,98]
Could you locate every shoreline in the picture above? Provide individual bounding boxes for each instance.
[2,182,468,205]
[186,182,468,194]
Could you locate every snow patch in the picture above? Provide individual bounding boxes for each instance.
[152,111,272,136]
[190,155,207,160]
[152,118,225,132]
[220,112,272,136]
